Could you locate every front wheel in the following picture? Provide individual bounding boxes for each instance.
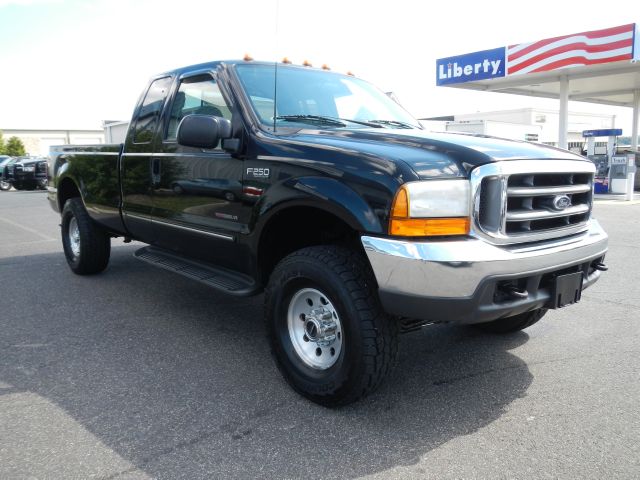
[265,246,398,407]
[0,180,10,191]
[61,198,111,274]
[474,308,547,334]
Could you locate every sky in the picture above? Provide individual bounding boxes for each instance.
[0,0,637,132]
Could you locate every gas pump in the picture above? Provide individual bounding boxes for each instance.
[613,153,637,199]
[582,129,622,194]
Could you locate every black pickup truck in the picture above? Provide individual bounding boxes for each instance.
[48,60,608,406]
[2,156,48,191]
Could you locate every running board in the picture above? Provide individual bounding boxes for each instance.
[134,246,258,296]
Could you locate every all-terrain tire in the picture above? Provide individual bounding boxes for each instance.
[265,245,398,407]
[61,198,111,275]
[474,308,547,334]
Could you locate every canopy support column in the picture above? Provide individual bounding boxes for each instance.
[632,89,639,151]
[629,89,639,201]
[558,75,569,150]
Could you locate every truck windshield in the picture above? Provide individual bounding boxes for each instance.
[235,63,421,130]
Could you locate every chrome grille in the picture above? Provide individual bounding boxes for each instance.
[471,160,595,244]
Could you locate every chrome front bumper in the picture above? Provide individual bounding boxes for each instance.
[361,220,608,323]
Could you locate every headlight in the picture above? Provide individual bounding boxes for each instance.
[389,179,470,236]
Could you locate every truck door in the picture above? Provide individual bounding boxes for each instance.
[121,76,172,242]
[149,72,249,271]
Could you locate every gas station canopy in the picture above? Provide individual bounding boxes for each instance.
[436,23,640,151]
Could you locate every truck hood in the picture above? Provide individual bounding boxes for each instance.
[284,128,587,179]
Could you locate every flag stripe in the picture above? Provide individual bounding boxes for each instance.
[508,23,634,59]
[508,40,633,74]
[508,32,633,67]
[515,52,633,75]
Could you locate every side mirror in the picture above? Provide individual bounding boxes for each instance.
[177,114,232,149]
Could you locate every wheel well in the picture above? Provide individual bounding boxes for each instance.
[258,207,363,285]
[58,178,81,211]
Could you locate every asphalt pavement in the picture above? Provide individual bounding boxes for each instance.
[0,190,638,479]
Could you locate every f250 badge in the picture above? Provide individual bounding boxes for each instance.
[246,167,270,178]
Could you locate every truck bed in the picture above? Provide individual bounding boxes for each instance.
[48,143,125,233]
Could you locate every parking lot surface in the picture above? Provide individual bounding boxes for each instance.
[1,190,639,479]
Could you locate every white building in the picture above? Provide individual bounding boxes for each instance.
[0,128,105,156]
[103,120,129,144]
[421,108,617,151]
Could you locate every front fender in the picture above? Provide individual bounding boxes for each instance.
[255,176,384,235]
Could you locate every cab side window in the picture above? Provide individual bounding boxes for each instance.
[134,76,172,144]
[166,75,231,142]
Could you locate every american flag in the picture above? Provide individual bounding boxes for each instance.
[507,24,635,75]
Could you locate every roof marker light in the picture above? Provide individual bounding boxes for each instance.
[282,57,292,64]
[321,64,330,70]
[243,53,254,61]
[303,60,313,67]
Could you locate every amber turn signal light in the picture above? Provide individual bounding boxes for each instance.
[390,186,409,218]
[389,218,470,237]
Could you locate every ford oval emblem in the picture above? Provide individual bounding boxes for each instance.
[553,195,572,210]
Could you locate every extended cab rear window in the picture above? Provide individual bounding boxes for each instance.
[134,76,172,143]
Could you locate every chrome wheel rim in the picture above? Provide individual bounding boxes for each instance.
[68,217,80,257]
[287,287,343,370]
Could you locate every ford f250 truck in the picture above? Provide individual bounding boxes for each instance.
[48,60,608,406]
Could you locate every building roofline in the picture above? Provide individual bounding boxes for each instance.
[1,128,104,133]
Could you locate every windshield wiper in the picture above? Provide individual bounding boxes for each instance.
[276,115,347,127]
[337,118,383,128]
[275,115,386,129]
[367,119,416,129]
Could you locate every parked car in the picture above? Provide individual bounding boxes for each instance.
[4,156,48,190]
[170,178,242,201]
[0,156,15,190]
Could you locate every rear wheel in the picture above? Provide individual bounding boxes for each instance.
[61,198,111,274]
[265,245,398,407]
[474,308,547,334]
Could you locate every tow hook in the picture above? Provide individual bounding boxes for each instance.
[505,285,528,299]
[592,261,608,272]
